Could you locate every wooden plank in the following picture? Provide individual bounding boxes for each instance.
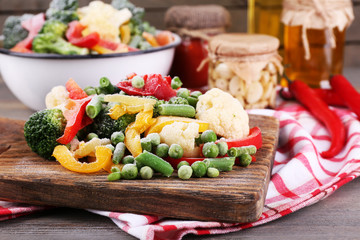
[0,114,278,223]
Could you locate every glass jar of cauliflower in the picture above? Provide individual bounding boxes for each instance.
[207,33,283,109]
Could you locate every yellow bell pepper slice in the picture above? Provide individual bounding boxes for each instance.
[125,123,142,157]
[145,116,209,136]
[142,32,159,47]
[104,94,156,106]
[120,24,131,44]
[53,145,112,173]
[108,104,127,120]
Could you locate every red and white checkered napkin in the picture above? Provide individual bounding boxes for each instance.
[2,100,360,240]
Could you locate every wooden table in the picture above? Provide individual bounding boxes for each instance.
[1,69,360,239]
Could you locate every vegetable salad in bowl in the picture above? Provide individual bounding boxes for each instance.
[2,0,175,55]
[24,73,262,180]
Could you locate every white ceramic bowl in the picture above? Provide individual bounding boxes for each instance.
[0,33,180,111]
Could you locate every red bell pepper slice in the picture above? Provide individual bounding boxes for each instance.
[10,13,45,52]
[116,74,177,101]
[57,96,93,145]
[66,21,100,48]
[219,127,262,150]
[65,78,88,100]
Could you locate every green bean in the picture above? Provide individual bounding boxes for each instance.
[202,142,219,158]
[135,151,174,177]
[239,153,252,167]
[131,75,145,88]
[155,143,169,158]
[227,145,257,157]
[217,141,228,156]
[122,155,135,164]
[84,86,97,96]
[158,104,196,118]
[140,166,154,180]
[112,142,126,164]
[168,144,183,159]
[86,95,104,119]
[121,164,138,180]
[203,157,235,172]
[171,76,183,89]
[111,131,125,145]
[177,160,190,169]
[186,96,198,108]
[207,167,219,178]
[178,165,192,180]
[141,138,152,152]
[201,130,217,143]
[147,133,161,146]
[191,161,207,177]
[107,172,121,181]
[99,77,115,94]
[86,133,98,141]
[177,88,190,98]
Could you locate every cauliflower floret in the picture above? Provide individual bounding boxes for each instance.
[196,88,249,139]
[78,1,132,43]
[159,122,200,157]
[45,85,69,111]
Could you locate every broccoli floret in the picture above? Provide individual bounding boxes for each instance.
[90,109,136,139]
[32,32,89,55]
[168,97,189,105]
[24,109,66,160]
[2,14,33,49]
[40,20,68,37]
[111,0,144,22]
[46,0,79,24]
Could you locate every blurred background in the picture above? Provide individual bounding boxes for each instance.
[0,0,359,68]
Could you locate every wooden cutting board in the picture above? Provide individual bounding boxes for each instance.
[0,114,278,223]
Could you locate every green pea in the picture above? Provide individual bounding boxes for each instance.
[171,76,183,89]
[191,161,207,178]
[195,134,202,146]
[131,75,145,88]
[155,143,169,158]
[141,138,152,152]
[122,155,135,164]
[178,165,193,180]
[86,133,98,141]
[207,167,219,178]
[140,166,154,180]
[168,144,183,159]
[202,142,219,158]
[105,144,115,152]
[186,96,198,108]
[176,88,190,98]
[239,153,252,167]
[147,133,161,146]
[217,141,228,156]
[201,130,217,143]
[107,172,121,181]
[111,131,125,145]
[135,160,144,170]
[190,91,202,98]
[177,161,190,169]
[121,164,138,180]
[111,166,121,173]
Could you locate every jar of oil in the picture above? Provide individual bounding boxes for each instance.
[247,0,284,55]
[282,0,354,88]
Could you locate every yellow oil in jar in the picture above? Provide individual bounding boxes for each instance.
[248,0,284,54]
[284,26,346,87]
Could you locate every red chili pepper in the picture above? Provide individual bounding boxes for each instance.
[10,13,45,52]
[57,96,93,145]
[289,80,346,158]
[66,21,100,48]
[116,74,177,100]
[65,78,88,100]
[280,87,346,107]
[330,74,360,119]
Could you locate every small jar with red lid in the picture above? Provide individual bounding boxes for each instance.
[164,5,231,91]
